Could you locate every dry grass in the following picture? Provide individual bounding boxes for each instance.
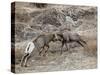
[85,40,97,56]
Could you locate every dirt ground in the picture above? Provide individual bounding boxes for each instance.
[15,46,97,73]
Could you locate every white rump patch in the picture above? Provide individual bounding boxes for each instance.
[25,42,35,54]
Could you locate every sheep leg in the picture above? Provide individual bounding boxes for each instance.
[60,41,64,55]
[81,40,90,50]
[43,46,49,56]
[24,53,31,67]
[39,47,43,56]
[77,41,89,50]
[20,53,28,67]
[65,43,70,51]
[80,38,87,44]
[77,41,84,47]
[80,41,91,51]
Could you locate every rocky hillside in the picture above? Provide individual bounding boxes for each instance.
[13,2,97,43]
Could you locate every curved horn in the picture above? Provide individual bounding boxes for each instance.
[31,35,39,42]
